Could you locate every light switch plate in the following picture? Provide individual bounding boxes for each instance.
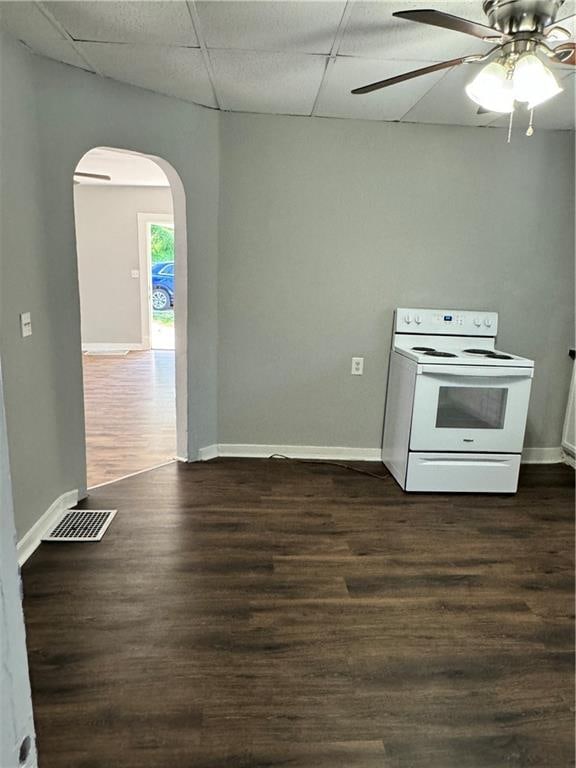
[20,312,32,338]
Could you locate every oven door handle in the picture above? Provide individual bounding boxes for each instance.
[419,457,514,467]
[418,364,534,379]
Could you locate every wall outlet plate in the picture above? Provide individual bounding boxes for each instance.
[351,357,364,375]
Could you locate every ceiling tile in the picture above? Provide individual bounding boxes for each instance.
[210,49,326,114]
[78,43,216,107]
[401,61,501,126]
[3,0,574,129]
[340,1,497,62]
[1,1,92,70]
[45,1,198,46]
[554,0,576,30]
[197,0,346,54]
[316,56,446,120]
[489,72,576,131]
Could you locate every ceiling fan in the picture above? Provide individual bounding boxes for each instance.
[352,0,575,119]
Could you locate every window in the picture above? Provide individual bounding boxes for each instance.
[436,387,508,430]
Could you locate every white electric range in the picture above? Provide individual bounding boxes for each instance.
[382,308,534,493]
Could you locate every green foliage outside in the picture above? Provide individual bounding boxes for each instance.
[153,310,174,327]
[150,224,174,264]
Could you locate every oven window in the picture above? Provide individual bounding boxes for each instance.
[436,387,508,429]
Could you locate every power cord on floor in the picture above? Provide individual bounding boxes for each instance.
[268,453,389,482]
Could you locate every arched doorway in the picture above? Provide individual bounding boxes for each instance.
[73,147,189,487]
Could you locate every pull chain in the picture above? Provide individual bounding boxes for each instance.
[526,108,535,137]
[507,107,514,143]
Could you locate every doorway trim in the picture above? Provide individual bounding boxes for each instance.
[74,147,190,465]
[137,212,175,351]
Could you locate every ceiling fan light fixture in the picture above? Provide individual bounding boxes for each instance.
[465,61,515,113]
[512,53,563,108]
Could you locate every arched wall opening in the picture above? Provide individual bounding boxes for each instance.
[73,146,189,482]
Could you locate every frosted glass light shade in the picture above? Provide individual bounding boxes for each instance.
[512,54,563,108]
[465,62,515,113]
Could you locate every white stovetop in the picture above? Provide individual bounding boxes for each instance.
[394,334,534,368]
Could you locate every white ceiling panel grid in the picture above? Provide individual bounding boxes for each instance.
[0,0,573,129]
[210,49,327,114]
[1,1,93,70]
[196,0,347,54]
[45,1,199,46]
[339,1,497,62]
[79,42,217,107]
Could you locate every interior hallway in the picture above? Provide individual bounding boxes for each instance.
[22,460,574,768]
[82,350,176,487]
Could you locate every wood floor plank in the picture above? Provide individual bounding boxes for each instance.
[21,459,575,767]
[82,350,176,487]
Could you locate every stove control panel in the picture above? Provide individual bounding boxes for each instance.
[395,308,498,336]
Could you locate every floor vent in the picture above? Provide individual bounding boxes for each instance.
[42,510,117,542]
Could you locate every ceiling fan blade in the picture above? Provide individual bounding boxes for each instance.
[553,42,576,64]
[351,57,468,94]
[547,12,576,27]
[73,172,111,181]
[393,9,501,40]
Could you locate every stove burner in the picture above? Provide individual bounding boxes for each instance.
[464,348,491,354]
[412,346,436,352]
[424,350,457,358]
[486,352,513,360]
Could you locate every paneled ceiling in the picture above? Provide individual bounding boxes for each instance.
[2,0,575,129]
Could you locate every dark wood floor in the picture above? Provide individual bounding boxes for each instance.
[82,350,176,488]
[22,460,574,768]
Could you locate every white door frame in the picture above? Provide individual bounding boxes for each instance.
[137,212,174,351]
[75,146,190,464]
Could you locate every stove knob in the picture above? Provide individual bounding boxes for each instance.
[414,315,422,325]
[484,317,492,327]
[473,317,482,327]
[404,314,412,324]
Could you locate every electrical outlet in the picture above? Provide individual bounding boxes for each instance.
[351,357,364,375]
[131,269,140,279]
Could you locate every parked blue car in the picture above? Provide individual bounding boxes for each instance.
[151,261,174,311]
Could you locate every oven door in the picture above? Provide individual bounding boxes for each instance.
[410,365,533,453]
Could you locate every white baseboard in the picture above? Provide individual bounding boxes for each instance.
[521,446,564,464]
[17,489,79,566]
[216,444,382,461]
[200,444,566,466]
[82,342,144,354]
[198,444,218,461]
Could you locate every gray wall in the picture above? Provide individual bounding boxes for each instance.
[218,113,575,449]
[0,30,86,542]
[1,26,574,544]
[74,185,173,345]
[0,30,219,539]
